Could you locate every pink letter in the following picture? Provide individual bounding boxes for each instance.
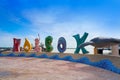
[34,38,42,52]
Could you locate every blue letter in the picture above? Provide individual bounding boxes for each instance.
[57,37,66,53]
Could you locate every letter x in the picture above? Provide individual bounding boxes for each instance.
[73,32,89,54]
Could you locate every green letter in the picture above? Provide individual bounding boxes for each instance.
[45,36,53,52]
[73,32,89,54]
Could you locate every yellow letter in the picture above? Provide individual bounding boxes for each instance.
[23,38,32,52]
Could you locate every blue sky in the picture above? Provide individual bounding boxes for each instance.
[0,0,120,53]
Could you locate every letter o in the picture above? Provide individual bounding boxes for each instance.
[57,37,66,53]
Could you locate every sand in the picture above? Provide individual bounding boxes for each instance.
[0,57,119,80]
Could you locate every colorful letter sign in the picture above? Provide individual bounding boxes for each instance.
[73,32,89,54]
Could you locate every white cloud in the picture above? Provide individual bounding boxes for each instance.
[0,31,15,47]
[0,31,37,48]
[24,12,55,25]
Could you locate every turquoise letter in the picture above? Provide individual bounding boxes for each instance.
[73,32,89,54]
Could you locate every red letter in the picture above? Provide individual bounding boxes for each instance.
[13,38,21,52]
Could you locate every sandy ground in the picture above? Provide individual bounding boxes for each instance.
[0,57,119,80]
